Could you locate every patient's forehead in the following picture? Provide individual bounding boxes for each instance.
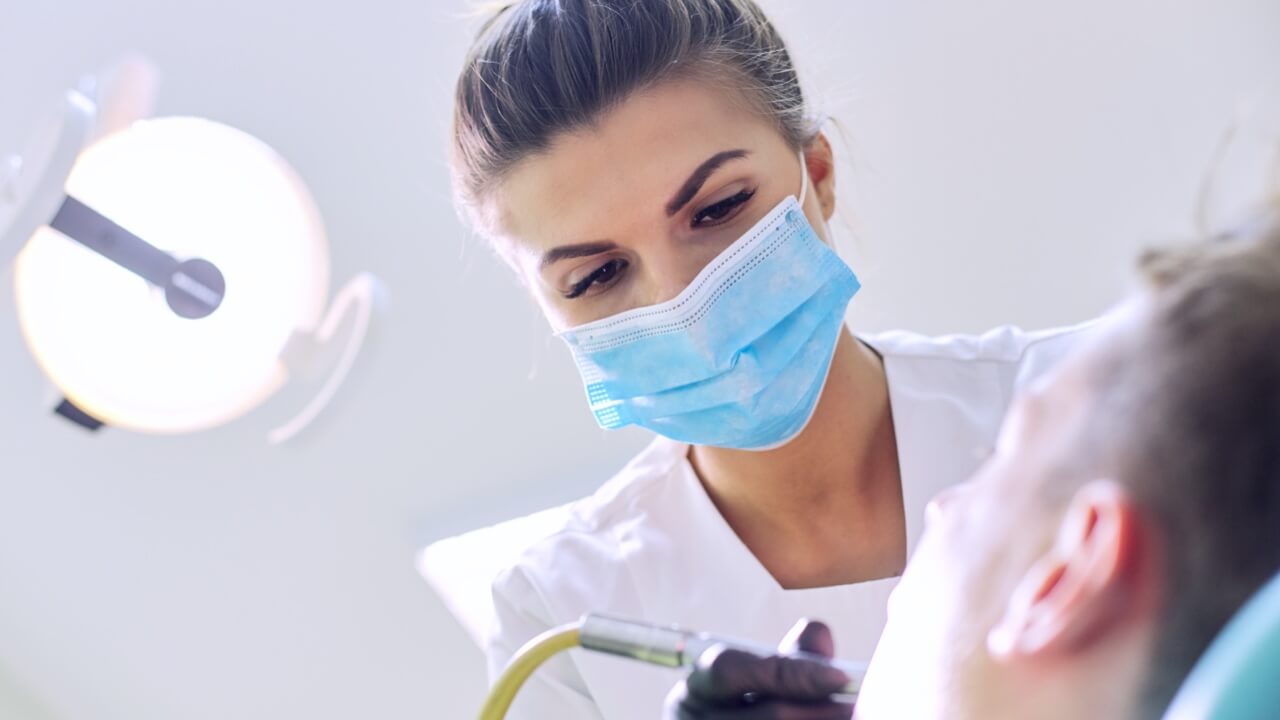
[997,301,1150,480]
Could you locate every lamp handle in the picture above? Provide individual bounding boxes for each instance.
[268,272,384,445]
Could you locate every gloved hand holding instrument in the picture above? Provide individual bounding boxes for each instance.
[479,615,861,720]
[664,619,856,720]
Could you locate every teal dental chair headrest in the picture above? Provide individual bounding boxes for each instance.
[1164,570,1280,719]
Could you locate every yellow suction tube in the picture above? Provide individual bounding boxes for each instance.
[478,621,583,720]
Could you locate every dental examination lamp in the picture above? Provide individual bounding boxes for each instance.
[0,61,380,442]
[479,614,868,720]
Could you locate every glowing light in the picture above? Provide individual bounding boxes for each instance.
[14,117,330,434]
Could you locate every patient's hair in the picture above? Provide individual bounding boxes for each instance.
[450,0,819,228]
[1079,208,1280,715]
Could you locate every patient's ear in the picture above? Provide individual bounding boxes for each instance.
[987,481,1145,661]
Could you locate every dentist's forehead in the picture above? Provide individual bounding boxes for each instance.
[491,79,788,246]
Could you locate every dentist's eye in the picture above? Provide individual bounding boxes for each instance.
[693,189,755,228]
[565,258,629,299]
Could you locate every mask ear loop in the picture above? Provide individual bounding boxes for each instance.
[797,149,840,250]
[798,150,810,206]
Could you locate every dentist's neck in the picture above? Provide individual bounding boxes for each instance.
[688,329,905,589]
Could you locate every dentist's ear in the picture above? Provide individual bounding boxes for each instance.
[803,133,837,223]
[987,481,1149,661]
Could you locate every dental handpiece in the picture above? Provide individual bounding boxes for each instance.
[578,613,868,697]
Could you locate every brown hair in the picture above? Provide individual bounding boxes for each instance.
[450,0,820,227]
[1075,210,1280,716]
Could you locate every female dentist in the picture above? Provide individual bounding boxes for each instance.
[445,1,1089,718]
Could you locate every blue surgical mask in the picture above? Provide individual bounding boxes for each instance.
[558,154,861,450]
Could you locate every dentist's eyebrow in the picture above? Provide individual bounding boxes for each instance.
[538,149,750,270]
[665,149,751,217]
[540,240,618,271]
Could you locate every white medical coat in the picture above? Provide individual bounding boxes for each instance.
[420,323,1093,720]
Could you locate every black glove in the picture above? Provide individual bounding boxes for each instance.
[664,620,854,720]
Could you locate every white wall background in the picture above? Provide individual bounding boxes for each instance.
[0,1,1276,718]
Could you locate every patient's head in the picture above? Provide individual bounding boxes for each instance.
[856,212,1280,720]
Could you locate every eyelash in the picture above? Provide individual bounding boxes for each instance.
[693,188,756,228]
[566,258,629,299]
[562,188,757,301]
